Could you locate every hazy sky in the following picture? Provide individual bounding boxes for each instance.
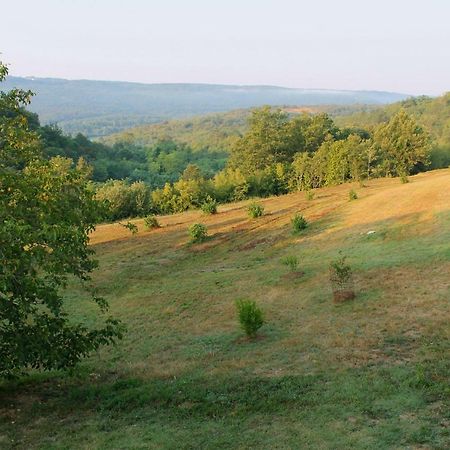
[1,0,449,95]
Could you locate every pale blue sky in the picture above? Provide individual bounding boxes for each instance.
[1,0,449,95]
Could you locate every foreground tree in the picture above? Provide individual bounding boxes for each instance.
[374,110,431,178]
[0,62,124,377]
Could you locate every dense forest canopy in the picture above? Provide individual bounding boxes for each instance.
[14,113,227,187]
[104,94,450,169]
[102,105,378,152]
[336,93,450,168]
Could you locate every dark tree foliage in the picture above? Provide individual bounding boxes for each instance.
[0,62,124,378]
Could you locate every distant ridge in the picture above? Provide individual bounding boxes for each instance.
[2,76,410,137]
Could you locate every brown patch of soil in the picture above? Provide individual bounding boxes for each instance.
[333,290,356,303]
[237,238,269,251]
[281,271,305,281]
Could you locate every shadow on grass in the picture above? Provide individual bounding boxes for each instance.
[1,359,447,419]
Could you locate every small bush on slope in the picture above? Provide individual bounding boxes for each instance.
[144,215,160,229]
[291,214,308,233]
[201,196,218,215]
[235,299,264,338]
[248,202,264,219]
[189,223,208,243]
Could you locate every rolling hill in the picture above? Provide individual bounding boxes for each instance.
[335,93,450,168]
[2,75,408,137]
[102,104,379,151]
[335,93,450,146]
[104,94,450,169]
[1,169,449,449]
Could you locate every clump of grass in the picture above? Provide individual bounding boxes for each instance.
[400,175,409,184]
[120,221,138,234]
[281,255,299,272]
[306,190,315,201]
[291,213,308,233]
[349,189,358,201]
[188,223,208,243]
[248,202,264,219]
[235,299,264,338]
[329,252,355,303]
[201,196,218,215]
[144,215,160,230]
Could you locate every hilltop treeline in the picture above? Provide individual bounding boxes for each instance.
[336,93,450,168]
[97,106,432,219]
[103,109,249,152]
[102,104,378,152]
[105,93,450,168]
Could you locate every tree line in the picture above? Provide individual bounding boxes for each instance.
[97,106,430,220]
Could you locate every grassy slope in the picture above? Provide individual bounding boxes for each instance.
[1,170,450,449]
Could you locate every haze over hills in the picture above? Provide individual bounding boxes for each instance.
[103,93,450,168]
[3,75,409,137]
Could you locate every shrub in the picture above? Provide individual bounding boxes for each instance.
[235,299,264,338]
[306,190,315,201]
[144,215,160,230]
[281,255,299,272]
[400,175,409,184]
[95,179,152,220]
[329,252,355,303]
[349,189,358,201]
[247,202,264,219]
[188,223,208,243]
[233,182,250,201]
[291,213,308,233]
[120,221,138,234]
[201,196,218,215]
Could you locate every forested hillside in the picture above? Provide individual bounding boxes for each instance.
[102,105,378,151]
[8,110,226,186]
[1,76,407,137]
[103,109,249,151]
[104,95,450,169]
[336,94,450,167]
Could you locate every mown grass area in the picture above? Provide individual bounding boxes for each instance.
[1,170,449,449]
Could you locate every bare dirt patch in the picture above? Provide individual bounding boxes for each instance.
[281,271,305,281]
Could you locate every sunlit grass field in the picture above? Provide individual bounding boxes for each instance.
[1,169,449,449]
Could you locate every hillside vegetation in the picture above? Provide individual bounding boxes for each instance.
[102,105,377,151]
[1,169,449,449]
[100,107,432,221]
[105,94,450,169]
[1,76,407,137]
[336,94,450,168]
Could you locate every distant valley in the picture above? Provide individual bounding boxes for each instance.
[3,76,409,137]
